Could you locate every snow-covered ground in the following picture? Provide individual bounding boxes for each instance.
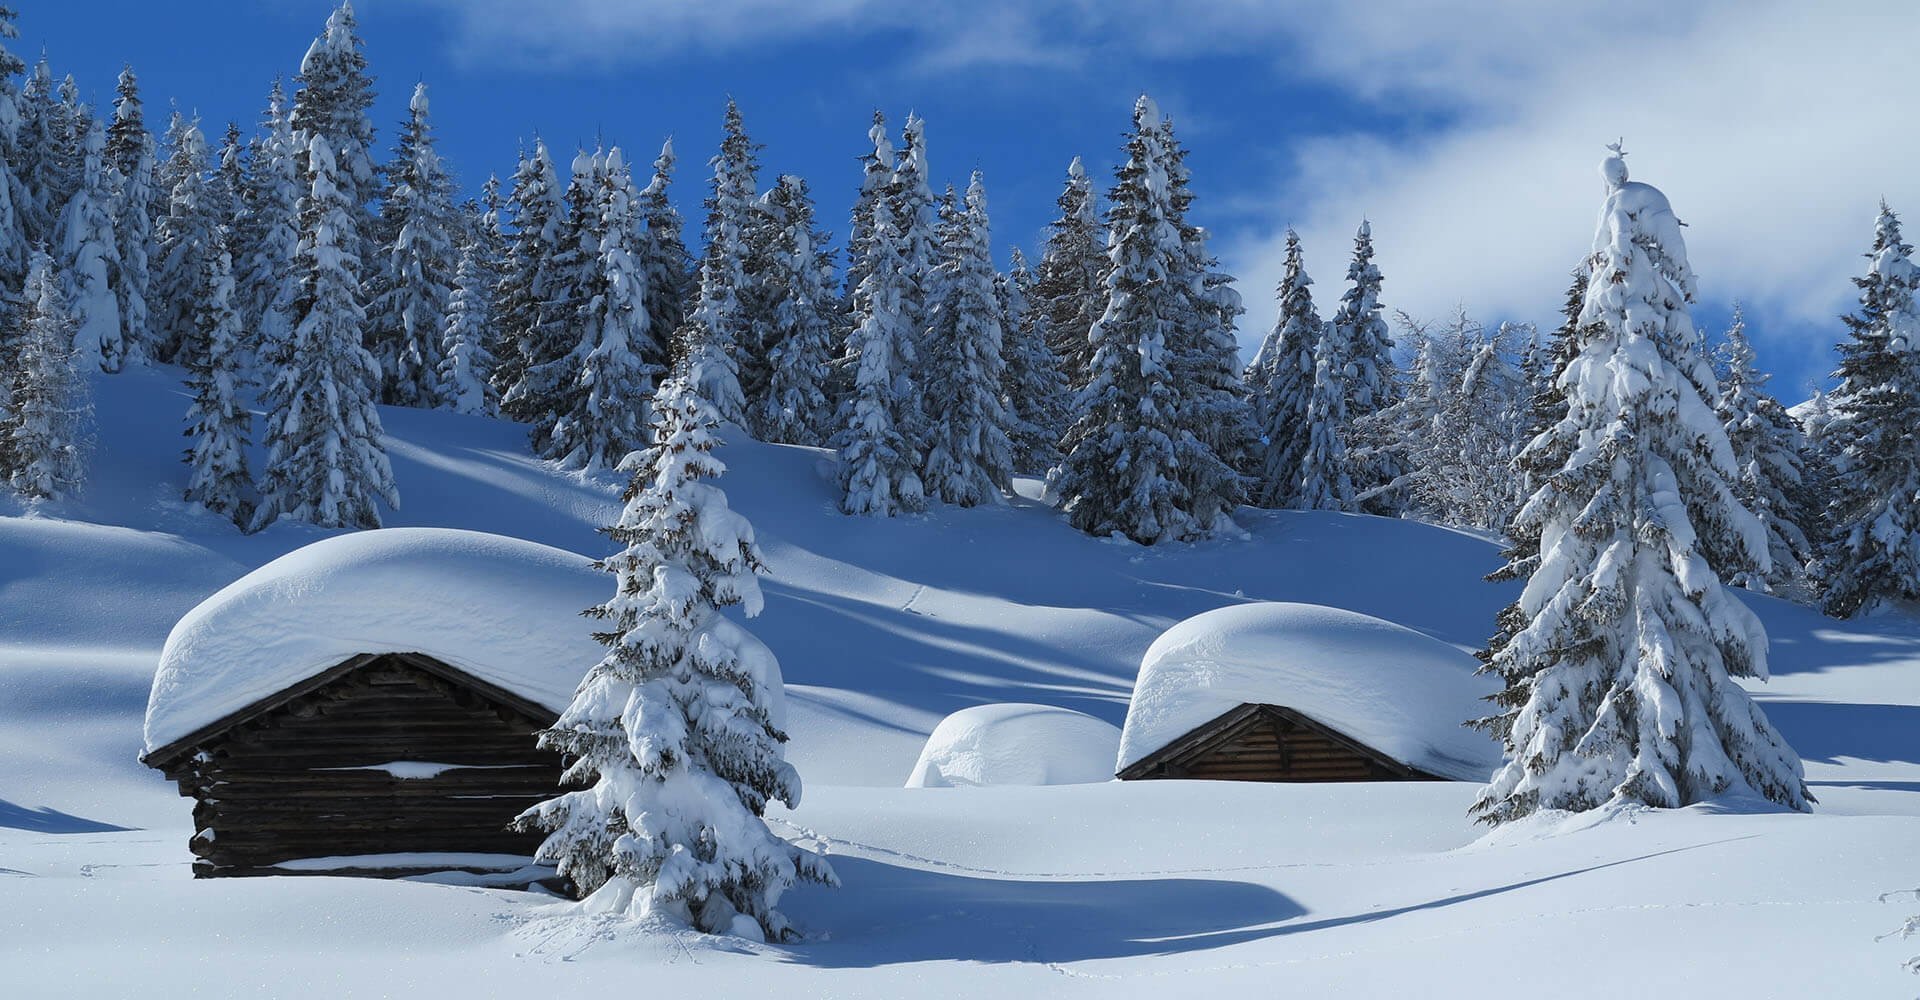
[3,367,1919,996]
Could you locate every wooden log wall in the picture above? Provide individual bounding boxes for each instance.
[157,654,568,877]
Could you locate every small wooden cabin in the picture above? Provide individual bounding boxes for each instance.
[1115,602,1504,784]
[1116,703,1437,782]
[142,651,567,878]
[139,528,616,882]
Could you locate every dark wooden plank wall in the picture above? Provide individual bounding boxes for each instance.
[159,655,566,876]
[1179,712,1389,782]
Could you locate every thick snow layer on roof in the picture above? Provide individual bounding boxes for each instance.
[144,527,785,755]
[905,703,1121,788]
[1116,603,1502,782]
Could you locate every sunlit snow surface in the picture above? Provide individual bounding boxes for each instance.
[4,367,1920,997]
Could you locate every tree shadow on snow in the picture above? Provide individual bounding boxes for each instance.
[785,839,1746,967]
[1754,700,1920,765]
[783,855,1304,967]
[0,799,131,834]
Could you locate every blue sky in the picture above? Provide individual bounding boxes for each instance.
[21,1,1920,398]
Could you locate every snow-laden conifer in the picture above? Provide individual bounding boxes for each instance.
[845,111,892,307]
[57,120,125,372]
[514,148,604,444]
[291,1,378,264]
[6,251,90,500]
[637,138,691,373]
[515,374,836,940]
[833,196,926,516]
[754,175,839,446]
[493,140,565,420]
[151,113,212,364]
[1714,307,1814,595]
[540,148,659,471]
[889,112,938,370]
[998,247,1069,473]
[181,230,252,526]
[367,83,458,408]
[1049,97,1195,543]
[670,101,754,426]
[1033,156,1105,394]
[251,135,397,532]
[920,171,1014,506]
[1330,221,1402,512]
[237,81,301,376]
[15,59,73,247]
[1292,325,1353,511]
[103,65,153,363]
[438,244,496,416]
[1819,202,1920,618]
[1474,148,1808,822]
[1246,229,1319,509]
[0,10,26,288]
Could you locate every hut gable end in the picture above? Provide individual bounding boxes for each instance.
[148,652,568,877]
[1116,704,1437,782]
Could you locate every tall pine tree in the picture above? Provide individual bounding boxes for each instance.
[251,134,398,531]
[1714,306,1814,595]
[670,100,754,426]
[1473,147,1807,822]
[515,374,835,940]
[5,251,89,501]
[832,195,925,516]
[920,171,1014,506]
[104,65,154,363]
[1246,230,1321,509]
[181,229,252,526]
[58,119,125,372]
[1819,202,1920,618]
[998,247,1069,473]
[1033,156,1105,395]
[754,175,839,447]
[367,82,458,408]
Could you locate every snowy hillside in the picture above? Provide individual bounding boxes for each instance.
[4,367,1920,995]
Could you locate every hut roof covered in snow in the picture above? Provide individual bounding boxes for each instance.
[1116,602,1502,782]
[142,527,786,757]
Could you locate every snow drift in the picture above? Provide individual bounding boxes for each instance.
[905,703,1121,787]
[142,527,782,754]
[1116,602,1502,781]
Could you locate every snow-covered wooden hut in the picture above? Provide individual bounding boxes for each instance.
[139,528,609,880]
[1115,603,1501,783]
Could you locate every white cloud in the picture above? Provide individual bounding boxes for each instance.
[1224,2,1920,387]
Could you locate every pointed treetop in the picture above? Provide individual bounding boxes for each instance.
[1067,155,1085,180]
[1601,140,1629,190]
[1133,93,1163,127]
[408,80,428,115]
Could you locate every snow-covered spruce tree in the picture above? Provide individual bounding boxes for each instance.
[1049,96,1197,543]
[237,80,301,376]
[754,175,839,446]
[541,147,660,472]
[208,123,247,240]
[1819,202,1920,618]
[1159,113,1253,519]
[1330,221,1403,512]
[57,120,125,373]
[1473,148,1809,823]
[669,101,754,427]
[14,58,74,248]
[515,374,836,940]
[1292,325,1353,511]
[832,196,926,516]
[181,229,253,526]
[889,114,938,426]
[151,113,213,364]
[515,148,604,449]
[367,82,458,409]
[438,244,496,416]
[637,137,691,374]
[1245,229,1320,509]
[290,0,379,266]
[1033,156,1106,395]
[6,251,90,500]
[492,139,565,420]
[1426,319,1529,531]
[250,135,398,532]
[0,10,26,291]
[1714,306,1814,595]
[920,171,1014,506]
[103,65,154,363]
[998,247,1069,473]
[844,111,892,310]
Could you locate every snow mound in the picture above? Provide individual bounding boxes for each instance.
[143,527,782,754]
[906,703,1122,787]
[1116,602,1501,782]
